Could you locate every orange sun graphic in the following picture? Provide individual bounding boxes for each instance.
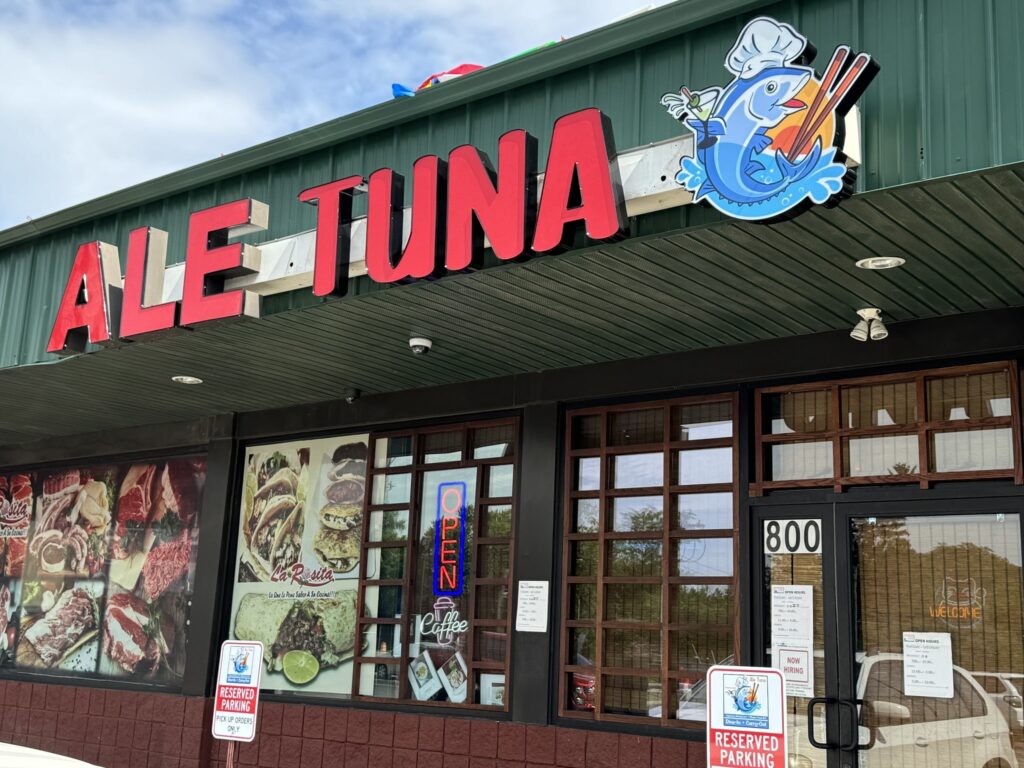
[767,79,836,159]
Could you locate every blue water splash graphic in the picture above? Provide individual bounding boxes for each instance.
[676,146,846,220]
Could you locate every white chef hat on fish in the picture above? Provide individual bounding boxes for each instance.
[726,17,808,79]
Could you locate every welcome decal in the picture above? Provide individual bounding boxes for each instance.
[660,16,878,221]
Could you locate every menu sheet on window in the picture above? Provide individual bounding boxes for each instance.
[770,585,815,698]
[902,632,954,698]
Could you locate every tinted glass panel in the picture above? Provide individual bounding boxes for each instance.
[372,473,411,504]
[927,370,1011,421]
[843,434,919,477]
[768,442,833,481]
[609,496,663,532]
[604,629,661,669]
[606,584,661,623]
[842,382,917,428]
[765,390,832,434]
[930,428,1014,472]
[602,676,660,717]
[487,465,514,498]
[573,499,600,533]
[671,538,733,578]
[607,540,662,577]
[675,448,731,486]
[610,453,663,489]
[423,431,462,463]
[671,402,732,441]
[375,436,412,468]
[572,415,601,450]
[670,585,734,625]
[672,493,733,531]
[609,409,664,446]
[576,458,600,491]
[471,425,515,459]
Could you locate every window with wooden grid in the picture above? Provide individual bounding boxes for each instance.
[353,419,517,710]
[754,362,1023,493]
[560,396,738,727]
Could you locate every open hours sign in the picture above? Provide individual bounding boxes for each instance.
[707,666,787,768]
[434,481,467,596]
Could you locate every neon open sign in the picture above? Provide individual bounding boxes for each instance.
[434,481,467,597]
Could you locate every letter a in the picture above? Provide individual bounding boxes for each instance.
[47,241,123,355]
[532,108,627,253]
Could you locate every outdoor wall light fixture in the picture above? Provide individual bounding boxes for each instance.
[850,308,888,341]
[855,256,905,270]
[171,375,203,385]
[343,388,361,404]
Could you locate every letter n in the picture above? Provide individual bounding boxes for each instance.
[446,129,537,271]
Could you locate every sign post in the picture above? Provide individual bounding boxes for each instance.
[212,640,264,744]
[707,665,786,768]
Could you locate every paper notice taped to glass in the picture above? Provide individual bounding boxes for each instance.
[903,631,954,698]
[515,580,549,632]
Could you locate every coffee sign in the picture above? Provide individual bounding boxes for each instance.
[47,108,627,355]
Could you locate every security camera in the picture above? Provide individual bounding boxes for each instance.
[409,337,433,355]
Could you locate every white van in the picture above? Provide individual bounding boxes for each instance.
[858,654,1019,768]
[0,742,101,767]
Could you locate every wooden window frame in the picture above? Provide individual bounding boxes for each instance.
[352,417,518,712]
[752,361,1023,495]
[559,394,740,729]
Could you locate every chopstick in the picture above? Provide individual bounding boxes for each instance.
[788,46,850,161]
[789,52,874,161]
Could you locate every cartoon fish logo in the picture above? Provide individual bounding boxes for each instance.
[726,676,762,714]
[661,16,878,221]
[232,649,250,674]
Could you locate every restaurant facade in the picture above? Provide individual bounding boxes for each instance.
[2,1,1024,767]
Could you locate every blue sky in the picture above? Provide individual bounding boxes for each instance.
[0,0,669,230]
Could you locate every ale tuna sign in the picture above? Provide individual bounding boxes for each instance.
[46,108,627,355]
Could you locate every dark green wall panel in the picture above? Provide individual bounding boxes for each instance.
[3,0,1023,370]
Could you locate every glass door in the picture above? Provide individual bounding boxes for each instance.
[761,508,843,768]
[847,510,1024,768]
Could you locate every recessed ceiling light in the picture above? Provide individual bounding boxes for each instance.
[171,375,203,385]
[856,256,905,270]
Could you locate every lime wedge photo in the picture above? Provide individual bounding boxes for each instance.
[282,650,320,685]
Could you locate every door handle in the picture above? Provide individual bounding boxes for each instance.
[973,730,986,740]
[915,736,929,747]
[807,698,832,749]
[836,699,859,751]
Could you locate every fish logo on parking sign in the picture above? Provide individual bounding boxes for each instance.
[661,16,878,221]
[227,647,253,684]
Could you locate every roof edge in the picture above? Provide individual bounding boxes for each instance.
[0,0,771,251]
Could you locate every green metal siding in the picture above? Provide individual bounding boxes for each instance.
[2,0,1023,369]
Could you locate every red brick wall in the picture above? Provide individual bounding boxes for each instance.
[0,680,705,768]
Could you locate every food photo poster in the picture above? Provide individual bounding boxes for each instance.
[0,459,207,686]
[228,434,369,695]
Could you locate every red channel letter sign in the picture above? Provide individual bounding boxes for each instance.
[47,108,628,355]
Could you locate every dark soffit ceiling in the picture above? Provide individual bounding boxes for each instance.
[2,162,1023,446]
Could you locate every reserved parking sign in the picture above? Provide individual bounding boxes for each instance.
[212,640,264,742]
[707,666,786,768]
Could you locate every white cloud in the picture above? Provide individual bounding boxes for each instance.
[0,0,670,230]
